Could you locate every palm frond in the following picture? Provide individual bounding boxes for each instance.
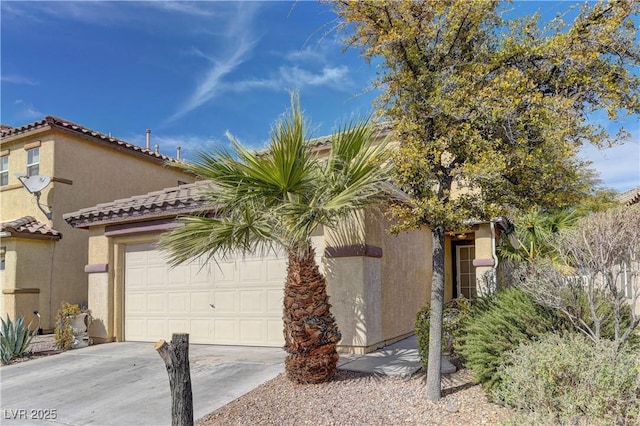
[161,92,393,266]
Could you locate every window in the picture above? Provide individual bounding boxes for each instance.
[27,148,39,176]
[0,156,8,186]
[457,245,477,299]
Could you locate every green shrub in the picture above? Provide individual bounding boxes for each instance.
[54,302,81,351]
[0,315,35,365]
[457,288,564,391]
[415,298,471,367]
[495,332,640,425]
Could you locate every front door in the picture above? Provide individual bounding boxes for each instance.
[456,244,476,300]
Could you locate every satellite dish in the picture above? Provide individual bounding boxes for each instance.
[21,175,51,194]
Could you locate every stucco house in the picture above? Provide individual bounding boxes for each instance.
[63,130,503,354]
[0,116,195,331]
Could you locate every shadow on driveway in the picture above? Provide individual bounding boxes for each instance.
[1,342,284,425]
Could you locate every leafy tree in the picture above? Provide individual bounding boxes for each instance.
[160,95,392,383]
[332,0,639,400]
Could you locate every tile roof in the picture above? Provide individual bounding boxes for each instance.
[307,121,393,151]
[0,216,62,240]
[63,122,396,229]
[64,180,215,228]
[0,116,177,163]
[618,187,640,206]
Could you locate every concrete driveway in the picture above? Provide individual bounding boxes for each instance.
[0,342,284,425]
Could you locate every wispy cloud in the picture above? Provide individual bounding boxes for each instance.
[3,1,130,26]
[13,100,43,120]
[285,45,329,64]
[169,3,260,121]
[1,75,38,85]
[225,65,351,93]
[146,2,218,18]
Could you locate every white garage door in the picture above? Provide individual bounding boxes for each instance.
[124,242,286,346]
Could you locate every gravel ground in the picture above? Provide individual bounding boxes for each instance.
[13,337,516,424]
[197,369,516,426]
[1,334,61,366]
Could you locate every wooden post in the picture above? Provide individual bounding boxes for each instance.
[155,333,194,426]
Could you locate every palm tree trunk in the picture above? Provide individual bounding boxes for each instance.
[283,246,341,383]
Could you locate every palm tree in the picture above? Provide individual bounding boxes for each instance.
[499,207,580,265]
[160,95,392,383]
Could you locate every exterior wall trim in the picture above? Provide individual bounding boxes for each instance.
[105,219,178,237]
[325,244,383,258]
[23,141,42,150]
[85,263,108,273]
[52,177,73,185]
[472,258,495,267]
[2,288,40,294]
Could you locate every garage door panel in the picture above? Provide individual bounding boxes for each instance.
[213,320,237,342]
[126,319,145,340]
[146,293,165,312]
[126,293,146,313]
[214,262,235,283]
[267,320,283,345]
[239,260,264,282]
[240,290,264,313]
[190,320,211,341]
[267,259,287,280]
[146,248,167,264]
[240,320,264,342]
[168,293,188,312]
[189,263,209,285]
[266,289,282,313]
[212,291,236,312]
[168,266,188,285]
[147,266,166,286]
[145,319,166,339]
[125,243,286,346]
[190,291,212,312]
[126,268,146,287]
[167,319,188,334]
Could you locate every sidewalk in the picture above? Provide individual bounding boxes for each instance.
[338,335,456,377]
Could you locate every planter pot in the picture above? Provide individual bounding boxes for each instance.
[71,313,90,349]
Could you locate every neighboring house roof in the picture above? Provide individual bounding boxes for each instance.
[306,121,393,151]
[64,180,214,228]
[0,116,177,164]
[0,216,62,240]
[618,187,640,206]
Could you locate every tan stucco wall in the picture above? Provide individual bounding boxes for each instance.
[363,209,431,346]
[0,129,194,330]
[325,256,382,351]
[0,238,54,326]
[474,223,495,295]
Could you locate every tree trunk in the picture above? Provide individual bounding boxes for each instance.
[283,246,341,384]
[155,333,194,426]
[426,226,445,401]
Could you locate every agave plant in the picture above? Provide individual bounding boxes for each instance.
[0,315,35,365]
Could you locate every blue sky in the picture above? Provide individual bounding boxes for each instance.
[1,1,638,192]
